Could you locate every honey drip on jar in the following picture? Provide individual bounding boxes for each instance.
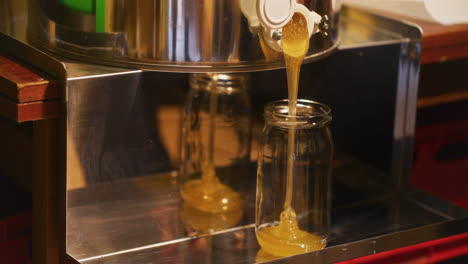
[256,13,326,257]
[181,85,242,216]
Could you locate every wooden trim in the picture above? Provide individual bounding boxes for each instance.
[0,54,61,123]
[348,8,468,64]
[0,55,59,103]
[17,101,61,122]
[0,36,66,264]
[0,95,60,122]
[417,90,468,108]
[413,21,468,64]
[33,119,61,264]
[423,23,468,48]
[421,43,468,64]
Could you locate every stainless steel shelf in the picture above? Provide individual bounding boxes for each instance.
[66,169,467,264]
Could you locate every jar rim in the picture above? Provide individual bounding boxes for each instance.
[264,99,332,128]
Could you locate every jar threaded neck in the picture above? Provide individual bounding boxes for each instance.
[264,99,332,128]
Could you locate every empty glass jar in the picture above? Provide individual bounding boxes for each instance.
[255,99,333,257]
[178,73,251,232]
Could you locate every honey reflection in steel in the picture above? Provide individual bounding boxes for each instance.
[179,73,252,234]
[181,202,243,234]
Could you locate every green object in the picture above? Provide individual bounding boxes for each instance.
[95,0,106,33]
[60,0,94,14]
[59,0,106,32]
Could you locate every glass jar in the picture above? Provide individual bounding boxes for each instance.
[255,99,333,257]
[179,73,251,232]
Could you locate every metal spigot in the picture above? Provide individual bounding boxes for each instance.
[319,15,329,37]
[272,31,284,41]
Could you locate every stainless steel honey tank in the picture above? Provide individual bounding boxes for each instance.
[28,0,341,72]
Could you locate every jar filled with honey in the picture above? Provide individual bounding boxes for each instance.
[179,73,251,232]
[256,99,333,257]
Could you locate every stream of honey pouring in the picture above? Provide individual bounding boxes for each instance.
[256,13,326,257]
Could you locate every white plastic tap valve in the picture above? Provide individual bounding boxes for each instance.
[257,0,296,29]
[257,1,323,52]
[240,0,261,34]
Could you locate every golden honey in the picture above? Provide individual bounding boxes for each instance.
[181,87,242,215]
[181,163,242,214]
[256,13,326,257]
[256,209,325,257]
[180,200,243,233]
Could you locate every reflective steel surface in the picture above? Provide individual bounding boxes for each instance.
[3,2,467,264]
[26,0,342,72]
[66,179,467,263]
[73,217,467,264]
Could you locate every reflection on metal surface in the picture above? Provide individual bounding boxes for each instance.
[66,171,254,261]
[180,202,244,234]
[179,73,251,227]
[3,2,467,264]
[0,0,28,40]
[26,0,341,71]
[59,9,465,262]
[3,1,409,63]
[67,171,467,263]
[0,0,14,35]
